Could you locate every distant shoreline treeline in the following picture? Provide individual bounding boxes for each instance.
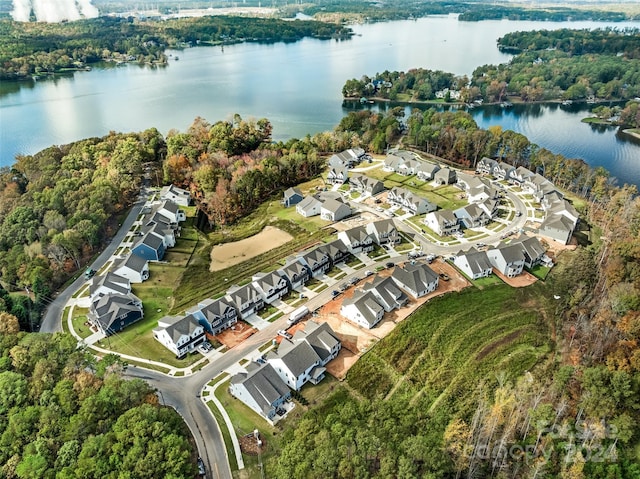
[0,16,353,80]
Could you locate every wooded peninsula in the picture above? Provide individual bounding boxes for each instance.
[343,28,640,108]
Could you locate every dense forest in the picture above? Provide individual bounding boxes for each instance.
[344,29,640,105]
[292,0,636,23]
[0,320,196,478]
[0,16,352,79]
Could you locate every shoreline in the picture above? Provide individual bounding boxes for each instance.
[344,95,628,109]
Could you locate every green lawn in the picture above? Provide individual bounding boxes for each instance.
[71,307,92,339]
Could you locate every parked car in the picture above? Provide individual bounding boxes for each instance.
[332,290,340,297]
[84,268,96,279]
[197,457,206,477]
[439,273,450,281]
[385,262,395,268]
[515,211,522,217]
[277,330,293,340]
[364,270,373,277]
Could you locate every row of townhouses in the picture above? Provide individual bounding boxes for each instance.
[341,261,440,329]
[152,217,402,358]
[86,187,191,336]
[476,158,579,244]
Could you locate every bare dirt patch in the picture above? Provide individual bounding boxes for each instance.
[309,261,472,379]
[214,321,257,349]
[493,268,538,288]
[209,226,293,271]
[239,431,266,456]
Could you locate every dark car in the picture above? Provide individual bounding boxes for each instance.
[332,290,340,297]
[385,262,395,268]
[197,457,206,476]
[439,273,450,281]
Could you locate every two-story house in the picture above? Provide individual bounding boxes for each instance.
[424,210,460,236]
[366,219,399,245]
[340,290,385,329]
[338,226,375,254]
[391,262,439,299]
[252,271,290,304]
[277,259,311,290]
[226,283,265,319]
[487,244,526,277]
[196,297,239,335]
[298,248,331,277]
[153,314,206,358]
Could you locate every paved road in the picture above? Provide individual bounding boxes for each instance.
[40,195,146,333]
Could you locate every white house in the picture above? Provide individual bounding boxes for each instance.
[424,210,460,236]
[226,283,265,319]
[454,248,493,279]
[160,185,191,207]
[340,290,385,329]
[194,297,239,335]
[327,165,349,185]
[320,198,351,222]
[416,162,440,181]
[366,219,399,245]
[338,226,375,254]
[229,363,291,424]
[487,244,526,277]
[157,200,186,224]
[267,321,341,391]
[153,314,206,358]
[296,195,323,218]
[391,262,439,299]
[362,275,409,312]
[252,271,290,305]
[514,236,547,269]
[112,254,150,284]
[454,204,490,229]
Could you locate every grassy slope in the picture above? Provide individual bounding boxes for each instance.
[348,282,552,414]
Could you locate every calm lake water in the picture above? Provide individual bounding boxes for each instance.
[2,15,640,185]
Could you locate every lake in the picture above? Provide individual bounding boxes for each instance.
[2,15,640,185]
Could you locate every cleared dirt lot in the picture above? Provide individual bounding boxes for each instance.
[313,260,471,379]
[214,321,257,349]
[209,226,293,271]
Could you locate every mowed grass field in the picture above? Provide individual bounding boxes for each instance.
[346,282,552,413]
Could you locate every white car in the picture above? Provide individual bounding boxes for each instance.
[277,330,293,340]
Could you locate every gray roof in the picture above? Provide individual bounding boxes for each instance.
[137,231,164,250]
[227,283,261,306]
[515,236,546,263]
[368,219,396,236]
[433,209,457,226]
[90,272,130,297]
[341,225,372,245]
[267,340,321,378]
[124,253,148,272]
[392,262,438,294]
[457,250,492,275]
[455,203,487,220]
[201,297,236,321]
[158,314,201,343]
[317,239,349,261]
[299,248,329,268]
[495,243,526,263]
[363,275,408,309]
[297,195,322,212]
[230,364,290,414]
[253,271,285,292]
[321,198,350,215]
[417,162,440,174]
[284,187,303,199]
[281,320,340,364]
[160,200,179,215]
[541,213,575,233]
[343,290,384,328]
[89,293,142,332]
[278,260,309,282]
